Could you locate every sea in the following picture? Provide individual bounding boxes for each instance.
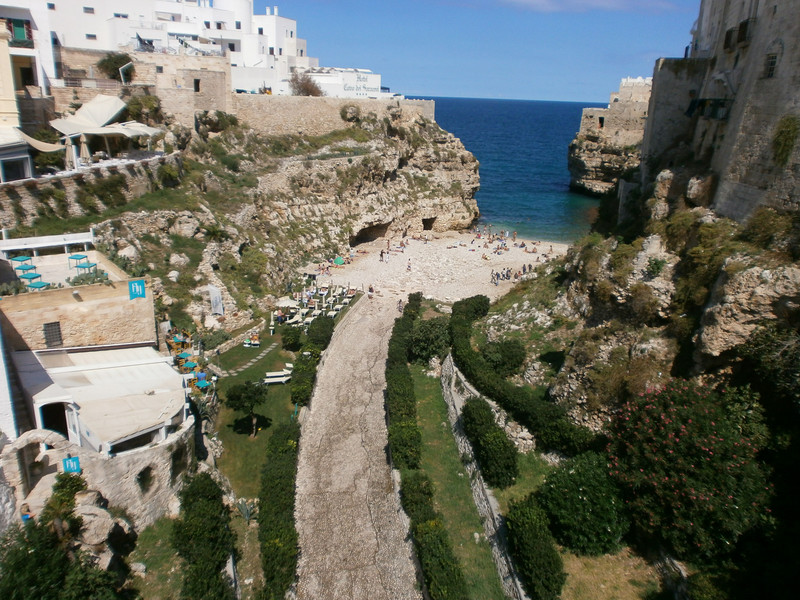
[417,97,606,244]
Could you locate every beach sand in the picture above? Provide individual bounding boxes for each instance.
[302,230,569,303]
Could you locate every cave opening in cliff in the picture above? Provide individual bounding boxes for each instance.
[350,222,392,246]
[422,217,436,231]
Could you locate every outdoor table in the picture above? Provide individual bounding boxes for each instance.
[183,361,198,369]
[14,264,36,273]
[196,380,211,389]
[19,272,42,283]
[27,281,50,290]
[68,254,88,268]
[10,256,32,265]
[76,262,98,273]
[177,351,192,359]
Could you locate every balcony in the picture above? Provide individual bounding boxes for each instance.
[9,37,34,49]
[699,98,733,121]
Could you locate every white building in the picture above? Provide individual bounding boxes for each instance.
[0,1,393,98]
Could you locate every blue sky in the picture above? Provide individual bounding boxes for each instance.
[254,1,701,102]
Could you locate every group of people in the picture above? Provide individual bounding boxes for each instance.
[490,263,538,286]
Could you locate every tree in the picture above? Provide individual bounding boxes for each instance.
[537,452,628,555]
[506,495,566,600]
[410,317,450,364]
[607,380,771,561]
[224,380,269,437]
[289,71,324,96]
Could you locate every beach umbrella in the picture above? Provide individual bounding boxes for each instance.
[276,296,298,308]
[79,134,91,164]
[184,361,197,369]
[63,137,76,170]
[334,256,345,265]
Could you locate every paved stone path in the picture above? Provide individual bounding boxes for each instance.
[295,295,420,600]
[215,342,277,377]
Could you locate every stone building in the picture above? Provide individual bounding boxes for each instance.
[640,0,800,221]
[568,77,652,196]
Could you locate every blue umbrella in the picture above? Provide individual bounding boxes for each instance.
[177,352,192,359]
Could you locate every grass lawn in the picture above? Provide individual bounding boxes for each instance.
[231,513,263,600]
[561,547,662,600]
[216,328,279,373]
[412,366,506,600]
[126,516,183,599]
[213,340,297,499]
[492,450,552,515]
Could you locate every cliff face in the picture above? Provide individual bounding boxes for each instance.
[568,77,651,196]
[89,104,479,330]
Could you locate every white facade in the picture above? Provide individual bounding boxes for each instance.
[302,67,392,99]
[0,1,389,97]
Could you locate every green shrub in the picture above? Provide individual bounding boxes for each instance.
[537,452,628,555]
[629,282,659,324]
[608,380,770,561]
[461,397,495,440]
[399,471,438,524]
[412,519,470,600]
[96,52,133,81]
[281,326,302,351]
[258,423,300,599]
[126,95,162,124]
[388,421,422,470]
[198,329,231,350]
[171,473,236,600]
[451,295,489,321]
[646,257,667,278]
[475,429,518,488]
[157,163,181,188]
[506,495,566,600]
[307,316,335,350]
[410,316,450,363]
[481,338,526,377]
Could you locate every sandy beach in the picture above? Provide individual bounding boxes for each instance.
[302,230,569,303]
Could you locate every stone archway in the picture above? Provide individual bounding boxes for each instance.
[349,222,392,246]
[0,429,72,503]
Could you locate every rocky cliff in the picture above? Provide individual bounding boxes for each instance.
[567,137,641,196]
[87,105,479,330]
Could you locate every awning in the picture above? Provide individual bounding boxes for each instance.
[16,130,64,153]
[50,95,127,136]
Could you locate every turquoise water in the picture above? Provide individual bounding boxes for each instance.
[422,97,606,243]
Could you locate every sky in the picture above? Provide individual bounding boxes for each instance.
[253,0,702,103]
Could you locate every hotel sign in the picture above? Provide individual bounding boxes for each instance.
[129,280,146,300]
[62,456,81,473]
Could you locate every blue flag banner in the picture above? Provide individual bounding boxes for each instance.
[129,280,146,300]
[62,456,81,473]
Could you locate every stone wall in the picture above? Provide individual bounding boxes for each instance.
[230,95,435,137]
[440,355,527,600]
[639,58,710,184]
[0,153,182,228]
[0,423,194,530]
[0,279,156,351]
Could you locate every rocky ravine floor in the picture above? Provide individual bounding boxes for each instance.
[294,231,567,599]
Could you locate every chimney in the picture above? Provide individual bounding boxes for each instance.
[274,6,279,16]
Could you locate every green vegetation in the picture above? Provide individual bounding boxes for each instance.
[224,381,270,438]
[461,397,518,488]
[257,422,300,599]
[772,114,799,167]
[608,380,770,562]
[413,366,506,599]
[171,473,236,599]
[96,52,134,81]
[537,452,628,556]
[506,495,566,600]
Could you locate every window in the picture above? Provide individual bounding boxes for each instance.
[258,27,263,35]
[290,30,294,38]
[156,65,163,73]
[278,47,282,55]
[764,53,778,78]
[216,22,222,30]
[228,42,235,51]
[204,21,210,29]
[193,78,200,92]
[598,116,605,128]
[83,6,94,14]
[113,13,128,19]
[85,33,96,40]
[299,49,303,57]
[269,46,274,55]
[43,322,63,348]
[47,2,55,9]
[235,21,241,30]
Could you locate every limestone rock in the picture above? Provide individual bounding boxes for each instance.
[117,244,140,262]
[167,270,180,283]
[169,253,190,268]
[130,562,147,577]
[75,505,117,546]
[696,264,800,362]
[169,214,201,238]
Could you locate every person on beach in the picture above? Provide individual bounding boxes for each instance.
[368,284,374,299]
[407,259,412,272]
[379,249,384,262]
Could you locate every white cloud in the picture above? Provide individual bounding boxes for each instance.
[501,0,676,12]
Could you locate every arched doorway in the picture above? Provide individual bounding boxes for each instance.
[40,402,69,438]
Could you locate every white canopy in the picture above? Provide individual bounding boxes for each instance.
[50,95,127,136]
